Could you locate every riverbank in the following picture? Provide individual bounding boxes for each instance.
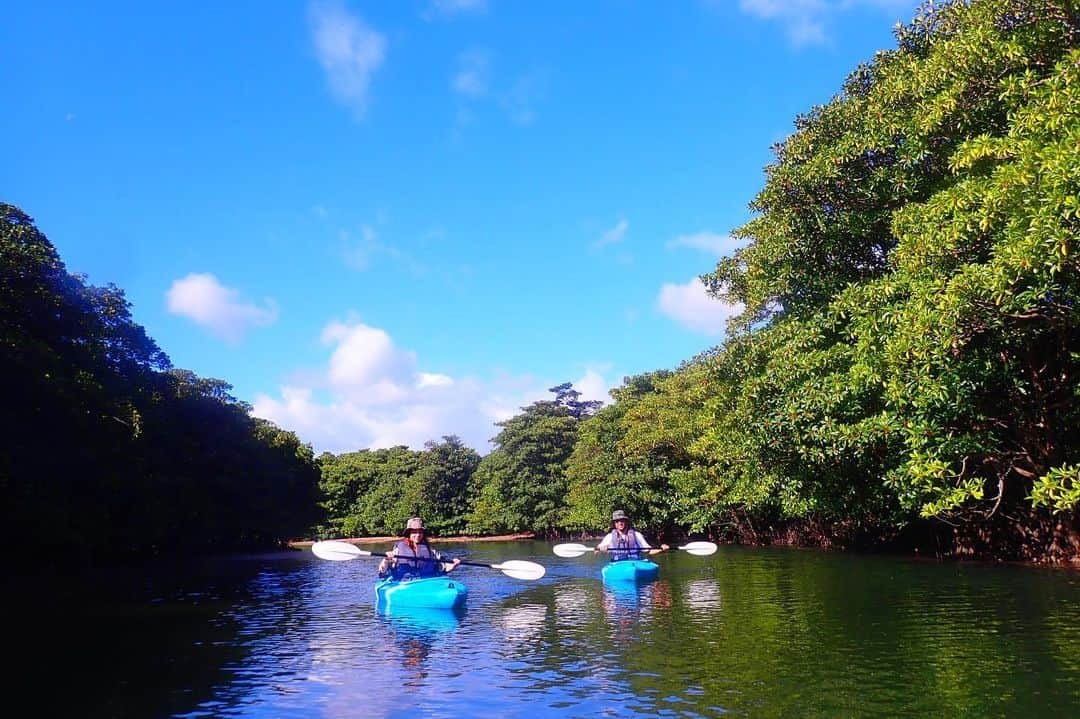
[714,512,1080,567]
[288,532,537,550]
[292,523,1080,567]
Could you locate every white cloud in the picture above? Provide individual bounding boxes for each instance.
[342,225,379,270]
[450,56,544,129]
[309,1,387,117]
[453,49,490,98]
[424,0,487,20]
[574,367,612,404]
[736,0,912,47]
[418,372,454,388]
[666,231,743,258]
[251,319,615,454]
[595,219,629,249]
[657,277,742,336]
[340,224,426,275]
[166,273,278,344]
[321,320,416,398]
[500,71,545,126]
[739,0,827,45]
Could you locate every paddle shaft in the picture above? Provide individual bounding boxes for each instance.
[370,550,521,570]
[601,546,663,552]
[346,548,521,571]
[457,560,506,569]
[388,556,519,571]
[377,553,458,567]
[311,540,546,579]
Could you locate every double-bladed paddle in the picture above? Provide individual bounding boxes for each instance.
[552,541,718,558]
[311,540,546,580]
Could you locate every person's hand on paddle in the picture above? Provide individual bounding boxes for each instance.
[312,540,546,580]
[378,551,398,575]
[554,540,717,558]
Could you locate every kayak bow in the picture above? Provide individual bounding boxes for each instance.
[374,575,468,610]
[601,559,659,583]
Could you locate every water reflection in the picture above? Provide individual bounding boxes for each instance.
[683,578,722,622]
[16,543,1080,718]
[497,603,548,643]
[377,604,465,634]
[377,605,464,676]
[602,577,674,613]
[552,581,594,623]
[603,574,646,605]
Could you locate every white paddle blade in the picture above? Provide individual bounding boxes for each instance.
[679,541,718,556]
[492,560,546,580]
[311,540,371,561]
[552,543,592,558]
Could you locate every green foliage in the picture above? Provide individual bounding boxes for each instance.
[704,0,1078,326]
[691,0,1080,542]
[467,384,595,535]
[342,446,423,536]
[672,318,907,537]
[564,376,666,532]
[316,436,479,538]
[613,367,710,531]
[465,452,515,535]
[1030,465,1080,514]
[1,204,321,565]
[869,40,1080,517]
[413,435,480,534]
[5,0,1078,561]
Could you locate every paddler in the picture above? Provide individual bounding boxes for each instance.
[378,517,461,580]
[594,509,669,561]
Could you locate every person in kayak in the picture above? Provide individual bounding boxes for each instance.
[378,517,461,580]
[594,510,670,561]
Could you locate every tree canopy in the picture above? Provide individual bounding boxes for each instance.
[1,204,321,566]
[689,0,1079,556]
[5,0,1078,564]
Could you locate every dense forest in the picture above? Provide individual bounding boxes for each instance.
[0,203,322,567]
[4,0,1078,566]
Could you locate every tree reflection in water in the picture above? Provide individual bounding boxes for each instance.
[377,605,464,681]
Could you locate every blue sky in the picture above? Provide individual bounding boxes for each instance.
[4,0,919,455]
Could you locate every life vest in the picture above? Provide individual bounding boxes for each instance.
[389,539,443,579]
[605,529,643,561]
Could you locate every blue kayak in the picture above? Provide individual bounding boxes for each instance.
[602,559,659,582]
[374,576,468,610]
[377,604,464,633]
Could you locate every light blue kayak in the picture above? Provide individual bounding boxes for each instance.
[377,604,464,633]
[601,559,659,583]
[374,575,468,609]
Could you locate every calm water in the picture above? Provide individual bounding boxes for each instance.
[18,541,1080,718]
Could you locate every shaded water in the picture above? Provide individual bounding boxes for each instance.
[17,542,1080,717]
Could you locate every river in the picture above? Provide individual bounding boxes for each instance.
[17,541,1080,717]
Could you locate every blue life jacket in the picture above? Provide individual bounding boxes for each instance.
[386,539,444,580]
[605,530,643,561]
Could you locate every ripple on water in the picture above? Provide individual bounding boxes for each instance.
[22,544,1080,718]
